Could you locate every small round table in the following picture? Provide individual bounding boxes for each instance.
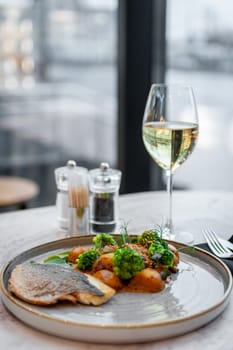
[0,176,39,209]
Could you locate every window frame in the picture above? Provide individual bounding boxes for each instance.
[117,0,166,193]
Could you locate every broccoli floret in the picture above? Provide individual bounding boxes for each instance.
[161,239,169,249]
[93,233,117,250]
[148,242,165,256]
[130,236,139,244]
[138,229,161,247]
[159,249,174,266]
[148,242,174,267]
[138,229,169,249]
[77,249,98,270]
[112,247,145,280]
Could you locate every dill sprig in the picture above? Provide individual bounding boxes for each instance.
[119,219,131,245]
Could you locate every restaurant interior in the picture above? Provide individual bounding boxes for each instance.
[1,0,232,211]
[1,0,233,348]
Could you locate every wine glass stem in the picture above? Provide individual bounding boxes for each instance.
[165,170,174,238]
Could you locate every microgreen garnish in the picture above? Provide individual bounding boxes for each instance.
[43,251,71,266]
[119,220,131,245]
[178,245,196,253]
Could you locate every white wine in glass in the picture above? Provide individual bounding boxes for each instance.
[142,84,198,241]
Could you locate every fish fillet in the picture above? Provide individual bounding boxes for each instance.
[8,263,115,306]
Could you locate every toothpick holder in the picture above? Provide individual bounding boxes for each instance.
[67,165,90,236]
[69,207,89,236]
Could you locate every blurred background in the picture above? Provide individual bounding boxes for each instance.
[0,0,232,210]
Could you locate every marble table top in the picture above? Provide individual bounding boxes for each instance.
[0,190,233,349]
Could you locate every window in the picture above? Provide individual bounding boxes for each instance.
[0,0,118,207]
[166,0,233,190]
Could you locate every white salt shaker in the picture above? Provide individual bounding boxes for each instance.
[54,160,76,230]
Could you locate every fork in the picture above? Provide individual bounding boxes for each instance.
[202,227,233,259]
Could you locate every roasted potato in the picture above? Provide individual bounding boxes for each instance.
[99,252,114,271]
[168,244,179,265]
[126,268,165,292]
[93,269,123,290]
[68,246,88,264]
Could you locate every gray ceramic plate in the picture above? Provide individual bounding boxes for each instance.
[0,235,232,344]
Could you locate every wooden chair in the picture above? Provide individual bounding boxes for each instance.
[0,176,39,209]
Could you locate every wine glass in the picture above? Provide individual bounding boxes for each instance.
[142,84,198,242]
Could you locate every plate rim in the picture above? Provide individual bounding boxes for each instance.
[0,235,232,330]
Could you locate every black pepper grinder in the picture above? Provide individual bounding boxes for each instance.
[89,162,122,233]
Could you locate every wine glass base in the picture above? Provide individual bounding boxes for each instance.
[161,227,176,241]
[162,228,194,244]
[173,231,194,245]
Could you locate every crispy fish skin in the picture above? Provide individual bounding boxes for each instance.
[8,264,115,306]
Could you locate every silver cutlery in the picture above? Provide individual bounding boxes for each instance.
[219,238,233,251]
[202,227,233,259]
